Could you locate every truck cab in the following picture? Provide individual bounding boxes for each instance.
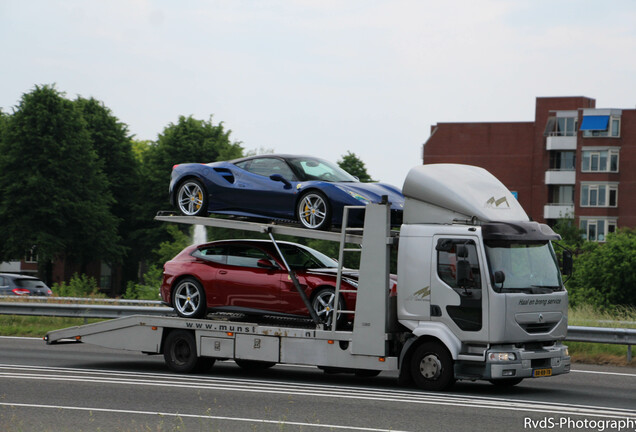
[396,164,570,388]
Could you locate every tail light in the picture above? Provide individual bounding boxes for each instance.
[12,288,30,296]
[172,164,180,170]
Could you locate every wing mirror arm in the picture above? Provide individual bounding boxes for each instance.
[269,174,292,189]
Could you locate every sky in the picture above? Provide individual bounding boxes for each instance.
[1,0,635,187]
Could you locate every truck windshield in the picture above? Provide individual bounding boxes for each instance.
[484,241,562,293]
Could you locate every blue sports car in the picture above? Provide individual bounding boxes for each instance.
[170,154,404,229]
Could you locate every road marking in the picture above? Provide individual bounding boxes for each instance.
[571,369,636,378]
[0,402,409,432]
[1,365,635,420]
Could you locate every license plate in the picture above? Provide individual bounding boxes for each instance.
[533,368,552,377]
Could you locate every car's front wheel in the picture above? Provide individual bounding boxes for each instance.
[176,179,208,216]
[297,191,330,230]
[173,278,207,318]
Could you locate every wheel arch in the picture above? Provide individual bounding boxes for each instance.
[293,187,328,219]
[168,274,205,307]
[397,325,461,385]
[171,175,206,207]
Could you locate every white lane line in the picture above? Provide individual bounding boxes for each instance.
[570,369,636,378]
[0,402,409,432]
[2,372,635,420]
[0,363,630,416]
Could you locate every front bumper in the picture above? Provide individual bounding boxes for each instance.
[456,342,570,381]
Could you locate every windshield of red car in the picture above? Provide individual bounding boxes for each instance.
[288,157,358,183]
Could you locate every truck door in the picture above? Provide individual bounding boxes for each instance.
[431,236,489,342]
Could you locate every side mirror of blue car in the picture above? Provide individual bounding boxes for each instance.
[270,174,292,189]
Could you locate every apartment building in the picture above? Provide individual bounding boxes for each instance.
[423,96,636,241]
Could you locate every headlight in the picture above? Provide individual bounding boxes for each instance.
[488,352,517,361]
[337,187,371,204]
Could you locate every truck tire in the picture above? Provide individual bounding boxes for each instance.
[410,341,455,391]
[163,330,215,373]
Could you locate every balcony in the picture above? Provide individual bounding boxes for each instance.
[546,136,577,151]
[545,170,576,185]
[544,204,574,220]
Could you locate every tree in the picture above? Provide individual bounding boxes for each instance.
[566,229,636,308]
[75,97,141,292]
[337,151,374,182]
[0,85,123,283]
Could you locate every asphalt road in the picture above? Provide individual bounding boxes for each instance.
[1,336,635,432]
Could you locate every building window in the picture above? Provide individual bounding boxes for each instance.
[581,149,619,172]
[550,151,575,170]
[580,219,617,242]
[550,185,574,205]
[581,115,620,137]
[24,246,38,263]
[580,184,618,207]
[544,116,577,137]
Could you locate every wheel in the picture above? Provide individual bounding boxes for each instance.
[176,179,208,216]
[489,378,523,387]
[311,287,345,328]
[297,191,330,230]
[163,330,215,373]
[235,359,276,370]
[172,278,207,318]
[410,341,455,391]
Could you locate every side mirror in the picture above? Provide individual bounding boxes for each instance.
[257,259,278,269]
[269,174,292,189]
[562,250,573,276]
[493,270,505,289]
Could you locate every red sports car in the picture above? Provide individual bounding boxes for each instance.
[161,239,364,326]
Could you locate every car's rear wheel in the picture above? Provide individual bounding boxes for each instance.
[177,179,208,216]
[311,287,345,329]
[297,191,330,230]
[163,330,215,373]
[173,278,207,318]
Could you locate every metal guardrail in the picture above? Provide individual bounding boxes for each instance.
[0,300,633,362]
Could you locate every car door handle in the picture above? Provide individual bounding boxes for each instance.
[219,270,227,275]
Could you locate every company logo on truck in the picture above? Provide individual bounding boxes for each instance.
[485,196,510,209]
[407,286,430,302]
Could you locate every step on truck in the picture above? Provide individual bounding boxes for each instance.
[46,163,572,391]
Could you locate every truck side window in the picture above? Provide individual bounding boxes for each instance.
[437,240,481,290]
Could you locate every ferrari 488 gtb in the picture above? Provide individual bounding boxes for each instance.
[170,154,404,229]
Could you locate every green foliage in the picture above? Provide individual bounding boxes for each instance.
[552,217,584,250]
[0,85,123,268]
[123,224,191,300]
[337,151,374,182]
[566,229,636,308]
[52,273,103,297]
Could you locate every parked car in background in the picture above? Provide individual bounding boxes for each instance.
[0,273,53,296]
[170,154,404,230]
[161,239,380,326]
